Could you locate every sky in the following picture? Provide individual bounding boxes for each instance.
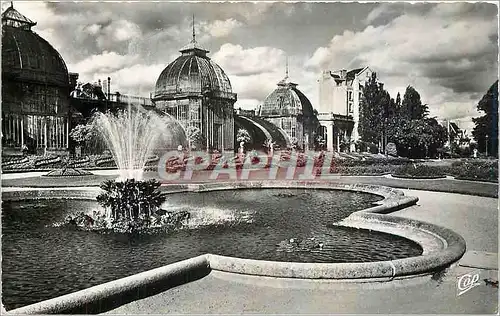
[4,1,498,132]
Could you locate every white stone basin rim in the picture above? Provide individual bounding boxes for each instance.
[6,255,210,315]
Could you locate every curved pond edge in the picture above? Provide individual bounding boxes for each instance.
[4,181,467,315]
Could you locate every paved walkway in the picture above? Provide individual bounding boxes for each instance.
[2,169,497,198]
[105,189,498,314]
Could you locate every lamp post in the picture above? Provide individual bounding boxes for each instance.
[485,134,489,157]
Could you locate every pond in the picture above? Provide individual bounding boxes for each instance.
[2,188,422,309]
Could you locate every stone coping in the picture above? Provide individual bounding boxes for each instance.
[4,181,466,314]
[7,255,211,315]
[390,174,447,180]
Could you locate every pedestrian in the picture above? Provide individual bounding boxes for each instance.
[21,143,28,156]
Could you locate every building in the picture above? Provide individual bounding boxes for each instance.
[257,68,320,150]
[444,120,470,148]
[317,67,374,152]
[152,29,237,152]
[1,4,71,155]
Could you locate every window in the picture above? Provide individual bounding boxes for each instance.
[190,105,199,121]
[178,104,188,121]
[291,127,296,138]
[283,119,292,131]
[165,107,176,118]
[348,103,353,113]
[348,91,353,101]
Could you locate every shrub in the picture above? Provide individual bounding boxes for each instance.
[64,179,192,234]
[96,179,166,221]
[449,160,498,182]
[393,164,446,178]
[330,165,396,175]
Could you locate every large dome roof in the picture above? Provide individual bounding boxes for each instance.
[259,76,315,118]
[154,41,235,101]
[1,5,69,87]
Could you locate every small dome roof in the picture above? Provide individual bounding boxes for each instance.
[259,76,315,118]
[1,5,69,87]
[154,40,235,100]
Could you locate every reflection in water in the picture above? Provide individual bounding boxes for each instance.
[2,189,422,309]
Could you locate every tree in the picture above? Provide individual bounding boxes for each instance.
[472,81,498,157]
[401,86,429,120]
[380,89,393,153]
[69,123,93,145]
[388,86,446,158]
[425,117,448,157]
[385,97,399,143]
[236,128,251,144]
[186,125,203,150]
[358,72,386,147]
[69,123,96,154]
[393,117,447,158]
[395,92,401,109]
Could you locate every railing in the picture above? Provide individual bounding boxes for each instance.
[317,112,354,121]
[108,94,153,106]
[71,93,153,106]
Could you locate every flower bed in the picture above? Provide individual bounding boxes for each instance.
[95,156,116,167]
[448,160,498,183]
[44,168,94,177]
[2,157,29,167]
[337,157,412,167]
[69,157,91,168]
[34,156,61,168]
[331,165,397,176]
[392,164,447,179]
[145,155,159,164]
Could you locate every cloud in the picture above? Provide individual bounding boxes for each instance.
[227,55,319,111]
[202,18,243,38]
[231,73,283,102]
[212,43,293,107]
[212,43,285,76]
[364,3,431,25]
[82,63,166,96]
[307,3,497,94]
[69,51,139,76]
[81,19,143,51]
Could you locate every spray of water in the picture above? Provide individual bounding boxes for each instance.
[92,99,187,181]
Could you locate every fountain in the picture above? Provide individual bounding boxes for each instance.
[93,103,185,181]
[65,102,190,233]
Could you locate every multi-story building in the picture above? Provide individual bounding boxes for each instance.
[317,67,374,152]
